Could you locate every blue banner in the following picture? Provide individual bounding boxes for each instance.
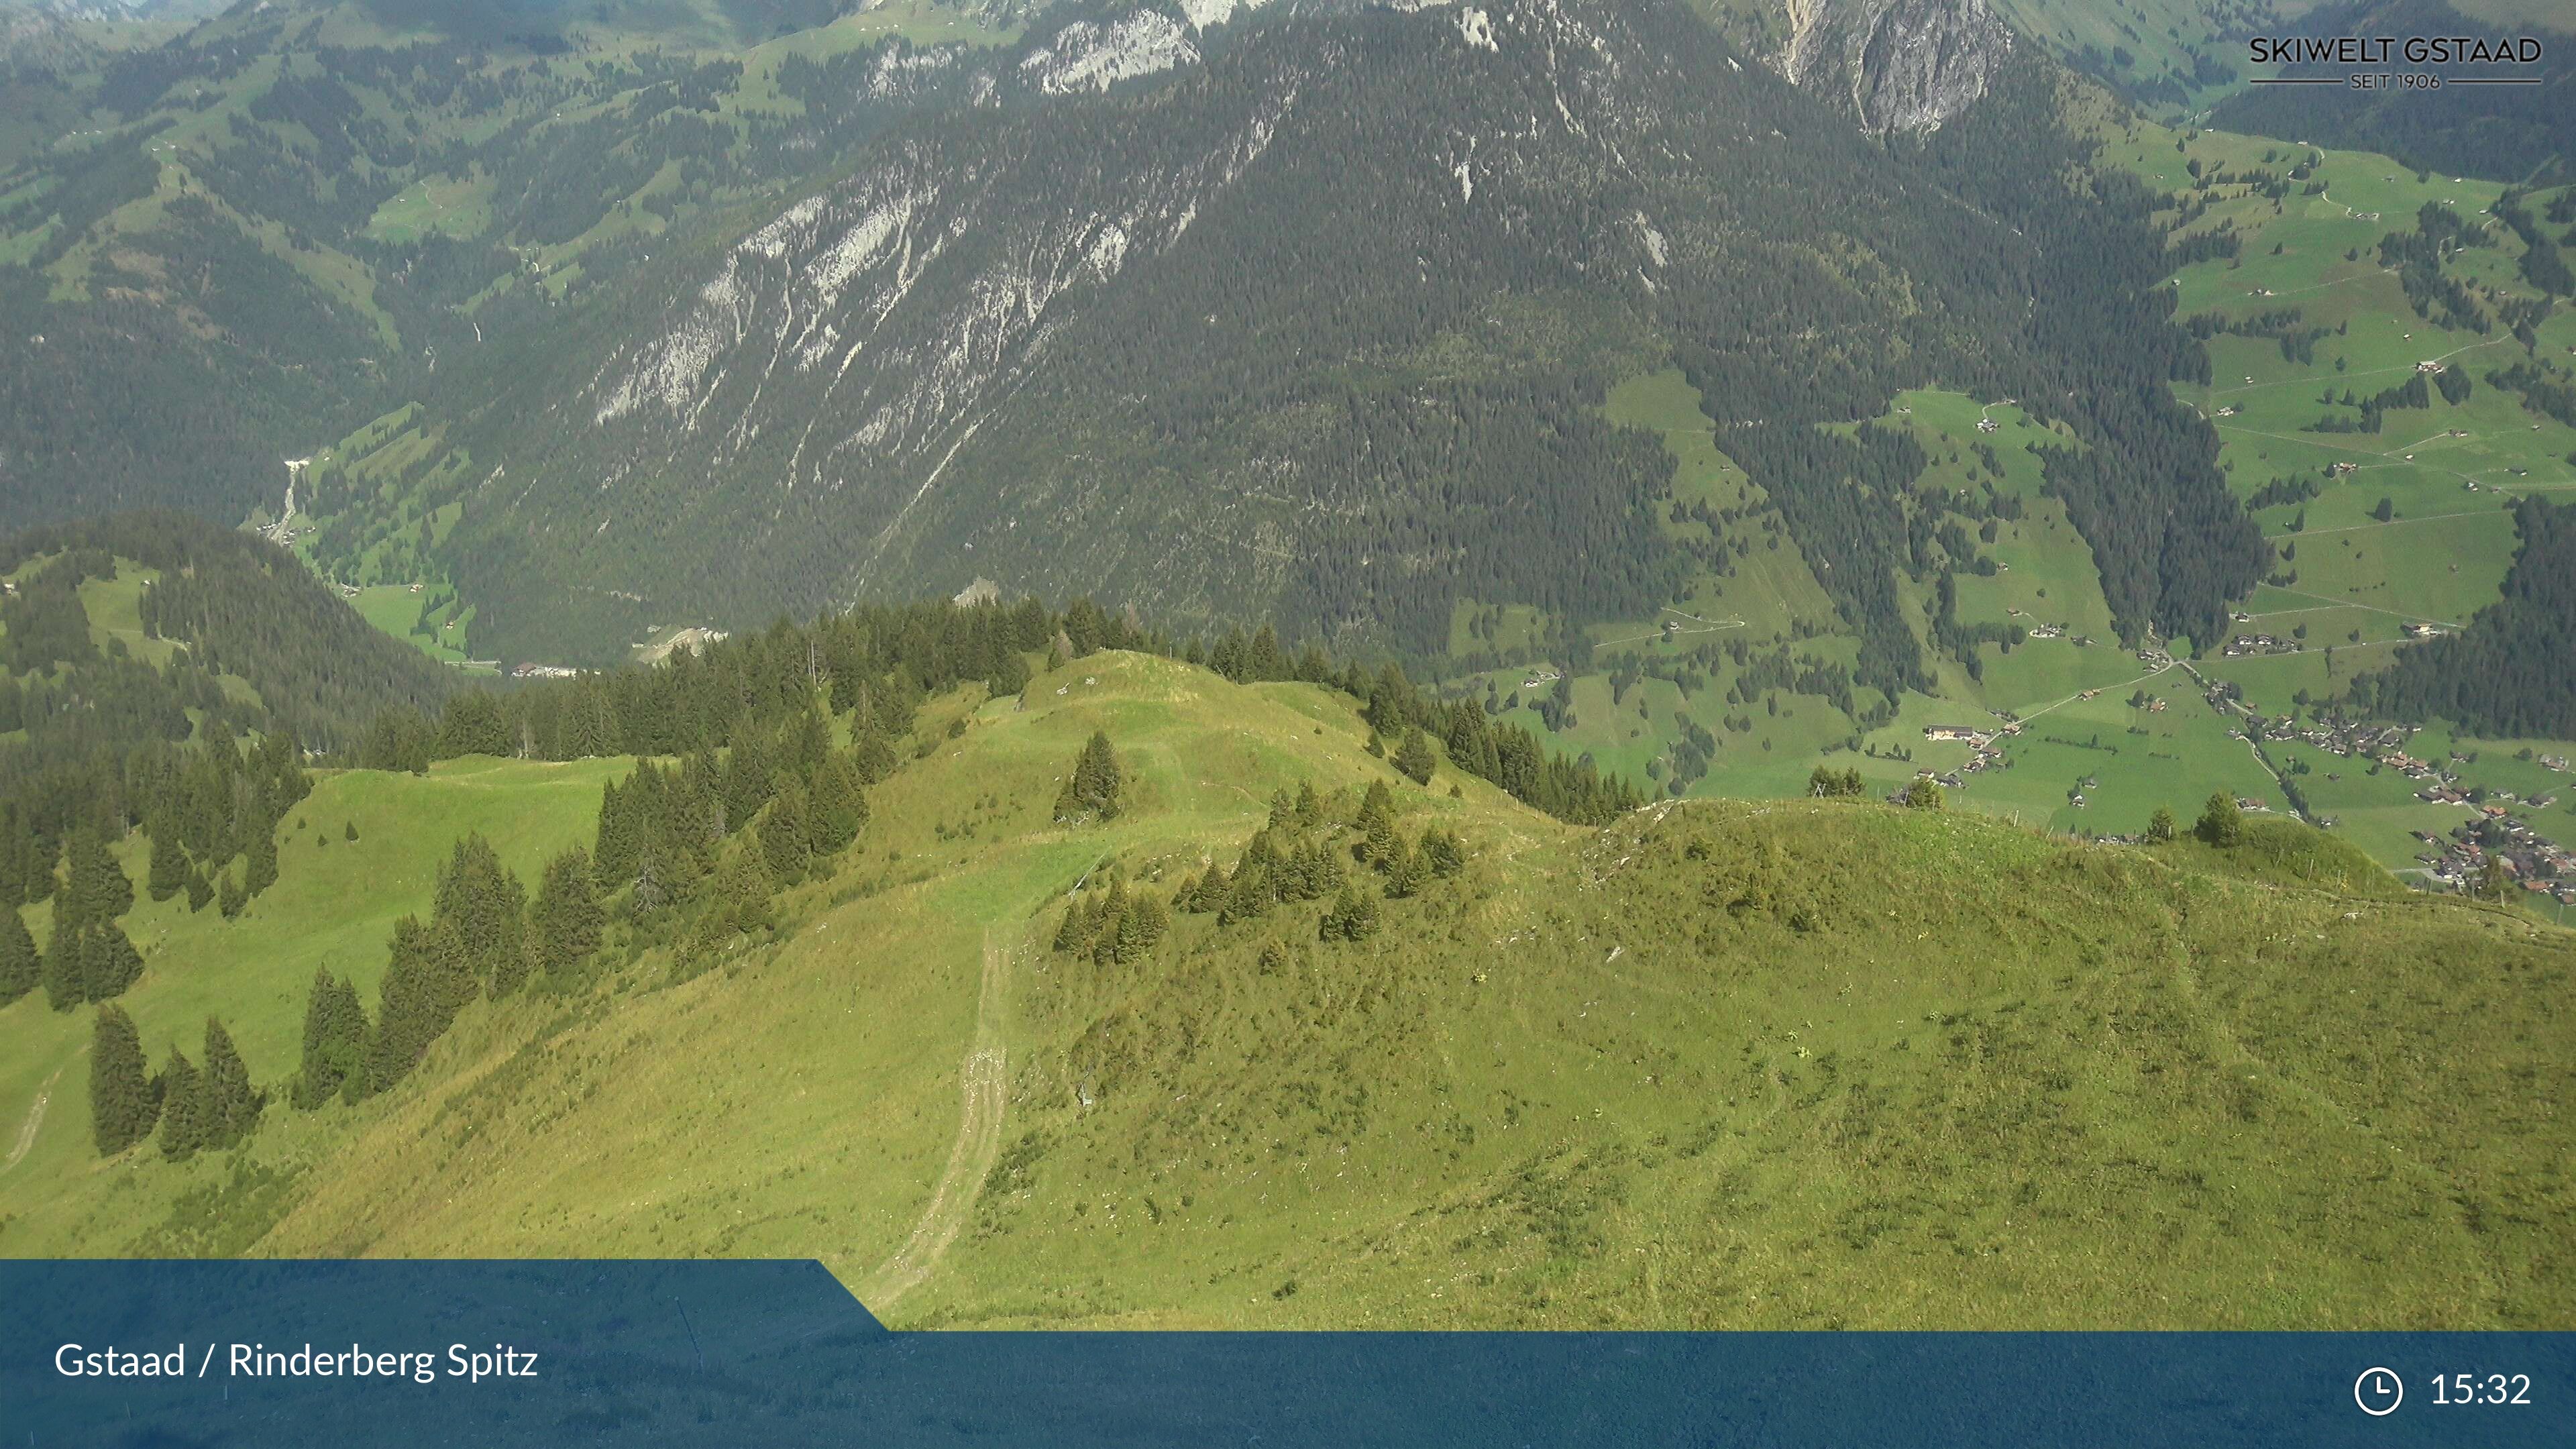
[2,1261,2566,1445]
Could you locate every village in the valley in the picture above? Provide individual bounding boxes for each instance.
[1881,629,2576,911]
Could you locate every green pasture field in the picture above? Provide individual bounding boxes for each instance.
[348,584,477,666]
[2084,118,2576,869]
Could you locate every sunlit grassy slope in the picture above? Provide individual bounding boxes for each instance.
[0,755,629,1250]
[2,653,2567,1330]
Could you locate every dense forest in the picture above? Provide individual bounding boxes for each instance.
[2349,498,2576,739]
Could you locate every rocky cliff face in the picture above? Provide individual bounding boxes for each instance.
[1774,0,2013,133]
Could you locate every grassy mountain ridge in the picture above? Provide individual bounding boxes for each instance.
[4,647,2566,1329]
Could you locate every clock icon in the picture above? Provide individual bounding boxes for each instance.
[2355,1366,2404,1417]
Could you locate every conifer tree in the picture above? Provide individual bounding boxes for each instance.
[1360,794,1399,869]
[1053,900,1089,953]
[1294,781,1322,825]
[435,835,525,996]
[157,1048,206,1162]
[81,920,143,1002]
[1422,829,1466,877]
[722,726,775,835]
[1133,893,1169,952]
[184,867,214,913]
[854,731,899,786]
[1112,896,1156,963]
[592,777,642,889]
[243,822,279,899]
[1278,843,1315,901]
[529,847,605,990]
[364,915,472,1094]
[2145,807,2178,843]
[1312,840,1347,894]
[761,780,813,886]
[64,826,133,926]
[42,924,84,1010]
[91,1004,158,1155]
[2196,791,2244,846]
[217,869,247,919]
[1054,731,1124,822]
[146,823,188,903]
[1186,864,1229,914]
[1348,887,1381,939]
[698,847,775,947]
[809,750,870,853]
[568,686,620,759]
[345,821,359,842]
[1220,861,1272,925]
[0,905,37,1005]
[201,1018,262,1148]
[1364,665,1415,737]
[1322,883,1381,941]
[1394,729,1437,786]
[434,690,510,759]
[1383,837,1424,899]
[293,970,368,1109]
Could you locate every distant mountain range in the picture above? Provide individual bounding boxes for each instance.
[1,0,2276,675]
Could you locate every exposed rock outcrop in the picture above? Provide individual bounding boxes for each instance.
[1774,0,2013,133]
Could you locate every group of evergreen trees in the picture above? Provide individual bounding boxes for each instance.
[3,722,313,1021]
[1209,781,1465,938]
[592,717,871,908]
[33,826,143,1010]
[1807,766,1868,798]
[287,612,914,1113]
[0,517,397,998]
[1051,773,1474,970]
[89,1006,264,1161]
[1052,877,1172,967]
[284,833,606,1111]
